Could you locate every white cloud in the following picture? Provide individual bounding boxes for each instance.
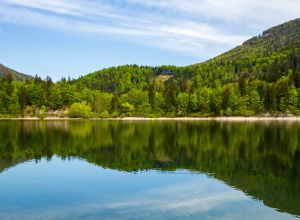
[125,0,300,26]
[0,0,299,57]
[0,175,249,219]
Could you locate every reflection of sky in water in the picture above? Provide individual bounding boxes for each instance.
[0,157,297,220]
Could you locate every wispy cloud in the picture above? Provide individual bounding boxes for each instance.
[0,0,299,57]
[99,190,247,216]
[0,175,249,219]
[125,0,300,25]
[0,0,250,57]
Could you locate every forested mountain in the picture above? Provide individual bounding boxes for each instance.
[0,18,300,117]
[216,18,300,60]
[0,64,32,81]
[190,18,300,84]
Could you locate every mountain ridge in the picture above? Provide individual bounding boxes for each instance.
[0,63,33,81]
[209,18,300,62]
[2,18,300,81]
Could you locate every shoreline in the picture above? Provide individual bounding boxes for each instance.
[1,116,300,121]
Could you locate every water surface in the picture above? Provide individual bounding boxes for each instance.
[0,120,299,219]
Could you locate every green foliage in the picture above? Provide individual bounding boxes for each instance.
[177,92,189,116]
[250,90,264,113]
[24,106,37,117]
[120,102,135,116]
[69,103,91,118]
[93,92,113,114]
[38,105,47,119]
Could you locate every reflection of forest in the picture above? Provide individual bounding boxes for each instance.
[0,121,299,216]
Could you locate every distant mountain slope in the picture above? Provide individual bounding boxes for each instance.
[0,64,33,81]
[213,18,300,61]
[79,18,300,90]
[188,18,300,85]
[245,18,300,46]
[78,65,178,93]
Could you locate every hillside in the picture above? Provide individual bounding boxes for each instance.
[80,18,300,89]
[0,64,33,81]
[0,18,300,117]
[190,18,300,83]
[217,18,300,60]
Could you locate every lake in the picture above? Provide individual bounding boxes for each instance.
[0,120,299,220]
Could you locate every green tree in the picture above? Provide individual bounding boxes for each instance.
[93,92,113,113]
[69,103,91,118]
[264,84,277,112]
[8,91,20,115]
[288,86,299,112]
[18,84,27,117]
[177,92,189,116]
[38,105,47,119]
[148,83,155,109]
[250,90,264,113]
[121,102,135,116]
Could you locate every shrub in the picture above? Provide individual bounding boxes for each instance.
[99,110,110,118]
[69,103,91,118]
[121,102,135,116]
[25,106,37,117]
[38,105,47,119]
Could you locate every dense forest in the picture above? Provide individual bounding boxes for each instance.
[1,18,300,118]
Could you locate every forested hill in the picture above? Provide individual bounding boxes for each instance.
[190,18,300,82]
[0,64,33,81]
[0,18,300,117]
[213,18,300,61]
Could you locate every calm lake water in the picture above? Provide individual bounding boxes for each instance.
[0,120,299,220]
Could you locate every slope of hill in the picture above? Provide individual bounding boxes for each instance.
[189,18,300,84]
[0,64,33,81]
[78,65,178,94]
[220,18,300,60]
[79,18,300,90]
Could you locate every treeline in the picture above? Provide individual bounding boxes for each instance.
[0,51,300,118]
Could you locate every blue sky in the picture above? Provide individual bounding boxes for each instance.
[0,0,299,80]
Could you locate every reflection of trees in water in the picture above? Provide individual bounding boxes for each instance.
[0,121,300,216]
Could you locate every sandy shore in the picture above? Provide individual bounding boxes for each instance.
[110,117,300,121]
[1,116,300,121]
